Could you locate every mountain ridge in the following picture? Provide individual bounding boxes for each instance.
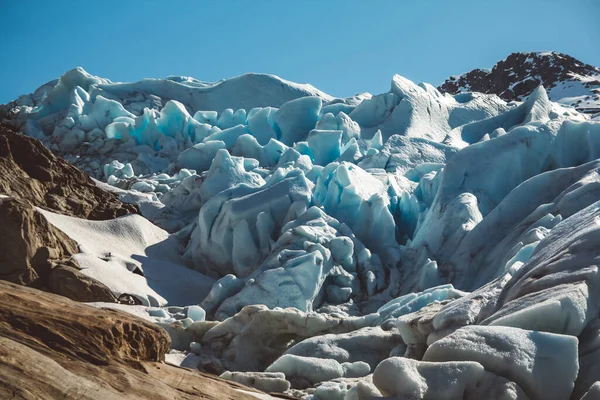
[439,51,600,115]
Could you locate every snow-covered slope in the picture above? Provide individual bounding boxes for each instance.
[439,51,600,115]
[2,68,335,118]
[3,65,600,399]
[38,208,215,306]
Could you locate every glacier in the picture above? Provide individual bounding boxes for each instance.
[2,65,600,400]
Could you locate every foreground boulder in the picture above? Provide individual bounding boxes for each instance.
[0,280,271,399]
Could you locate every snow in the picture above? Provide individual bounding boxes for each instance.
[95,69,334,114]
[548,74,600,112]
[37,208,215,306]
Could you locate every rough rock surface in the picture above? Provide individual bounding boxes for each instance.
[0,196,78,287]
[0,281,271,400]
[48,263,117,303]
[439,52,600,114]
[0,124,138,220]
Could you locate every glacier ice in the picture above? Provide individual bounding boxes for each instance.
[266,354,364,385]
[5,65,600,399]
[283,326,403,370]
[373,357,529,400]
[274,96,322,145]
[220,371,290,393]
[424,325,578,400]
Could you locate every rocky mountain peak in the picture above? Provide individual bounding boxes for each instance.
[439,51,600,114]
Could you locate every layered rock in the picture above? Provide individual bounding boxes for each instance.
[0,280,271,400]
[0,124,138,220]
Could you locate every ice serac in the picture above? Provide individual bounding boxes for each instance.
[477,199,600,336]
[210,206,387,318]
[373,357,528,400]
[307,129,342,165]
[185,168,313,279]
[198,149,265,203]
[358,134,458,174]
[246,106,278,145]
[314,161,399,264]
[349,74,510,141]
[423,325,578,400]
[400,114,600,295]
[457,85,553,144]
[175,140,226,172]
[274,96,322,145]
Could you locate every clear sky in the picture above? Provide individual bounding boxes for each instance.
[1,0,599,104]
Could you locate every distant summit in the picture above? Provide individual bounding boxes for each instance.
[439,51,600,114]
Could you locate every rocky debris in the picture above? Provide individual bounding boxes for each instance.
[439,52,600,114]
[0,281,272,400]
[0,124,137,220]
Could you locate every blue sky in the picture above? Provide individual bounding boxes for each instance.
[1,0,599,104]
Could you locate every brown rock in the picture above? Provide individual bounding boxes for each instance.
[0,124,137,220]
[0,196,77,287]
[0,281,269,399]
[48,263,117,303]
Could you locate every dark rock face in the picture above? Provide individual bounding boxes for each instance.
[48,263,118,303]
[439,52,600,114]
[0,124,138,220]
[0,281,264,400]
[0,196,78,287]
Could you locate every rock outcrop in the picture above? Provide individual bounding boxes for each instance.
[0,124,137,220]
[0,196,78,287]
[0,280,271,400]
[439,52,600,114]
